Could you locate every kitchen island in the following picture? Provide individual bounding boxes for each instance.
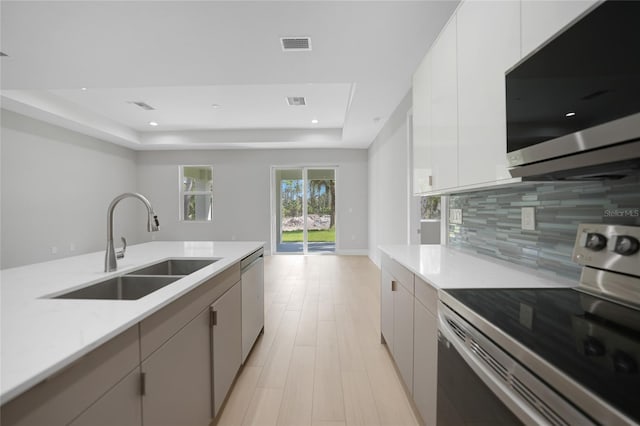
[1,241,263,425]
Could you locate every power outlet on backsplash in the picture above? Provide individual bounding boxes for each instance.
[450,208,463,225]
[521,207,536,231]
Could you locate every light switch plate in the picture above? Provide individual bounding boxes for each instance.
[450,208,463,225]
[521,207,536,231]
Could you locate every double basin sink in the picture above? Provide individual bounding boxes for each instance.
[53,259,218,301]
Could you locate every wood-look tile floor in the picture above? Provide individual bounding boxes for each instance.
[217,255,419,426]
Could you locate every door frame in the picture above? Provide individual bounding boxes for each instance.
[270,165,338,255]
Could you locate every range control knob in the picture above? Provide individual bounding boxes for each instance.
[612,351,638,374]
[614,236,640,256]
[585,233,607,251]
[583,337,606,357]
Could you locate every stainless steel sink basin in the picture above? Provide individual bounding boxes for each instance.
[126,258,218,276]
[53,276,182,300]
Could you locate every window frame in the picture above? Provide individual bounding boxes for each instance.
[179,165,214,223]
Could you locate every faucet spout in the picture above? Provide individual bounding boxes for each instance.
[105,192,160,272]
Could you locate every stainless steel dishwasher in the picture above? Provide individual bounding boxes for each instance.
[241,248,264,363]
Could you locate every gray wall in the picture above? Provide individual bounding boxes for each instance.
[368,90,420,266]
[1,110,145,269]
[448,177,640,280]
[136,149,368,254]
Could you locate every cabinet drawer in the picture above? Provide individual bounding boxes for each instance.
[414,275,437,316]
[381,252,414,294]
[140,263,240,360]
[1,326,139,426]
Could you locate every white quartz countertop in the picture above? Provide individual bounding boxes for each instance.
[379,244,578,290]
[0,241,263,404]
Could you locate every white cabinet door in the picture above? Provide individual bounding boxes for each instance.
[521,1,598,58]
[413,51,433,194]
[380,270,394,348]
[211,281,242,417]
[393,282,414,392]
[429,15,458,191]
[413,299,438,426]
[457,0,520,187]
[412,53,433,194]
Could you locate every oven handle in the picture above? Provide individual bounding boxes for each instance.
[438,303,594,426]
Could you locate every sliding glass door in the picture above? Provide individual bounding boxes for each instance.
[273,167,336,254]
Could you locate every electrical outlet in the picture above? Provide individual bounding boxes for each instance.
[519,303,534,330]
[70,242,76,252]
[450,208,463,225]
[521,207,536,231]
[51,246,58,255]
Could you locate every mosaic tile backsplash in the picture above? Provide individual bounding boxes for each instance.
[448,177,640,280]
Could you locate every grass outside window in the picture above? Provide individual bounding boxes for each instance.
[281,228,335,243]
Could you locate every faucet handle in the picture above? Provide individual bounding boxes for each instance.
[116,237,127,259]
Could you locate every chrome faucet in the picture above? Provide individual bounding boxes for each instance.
[105,192,160,272]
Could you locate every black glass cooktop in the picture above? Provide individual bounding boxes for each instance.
[443,288,640,423]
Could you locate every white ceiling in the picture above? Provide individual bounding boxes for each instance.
[0,0,459,150]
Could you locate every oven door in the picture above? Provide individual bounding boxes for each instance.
[437,302,594,426]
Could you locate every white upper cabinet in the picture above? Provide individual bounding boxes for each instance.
[521,1,599,58]
[412,0,599,193]
[412,51,433,194]
[412,15,458,194]
[430,15,459,191]
[457,0,520,187]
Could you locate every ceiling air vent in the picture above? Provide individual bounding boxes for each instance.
[286,96,306,106]
[128,101,156,111]
[281,37,312,51]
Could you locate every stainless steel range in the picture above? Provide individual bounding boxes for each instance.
[438,224,640,425]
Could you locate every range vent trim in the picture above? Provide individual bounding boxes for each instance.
[286,96,307,106]
[447,318,467,341]
[444,312,574,426]
[128,101,156,111]
[281,37,312,51]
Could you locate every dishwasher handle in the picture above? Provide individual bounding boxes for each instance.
[241,248,264,272]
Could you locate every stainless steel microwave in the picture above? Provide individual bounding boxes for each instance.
[506,0,640,180]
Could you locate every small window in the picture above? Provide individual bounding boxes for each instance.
[180,166,213,222]
[421,195,441,220]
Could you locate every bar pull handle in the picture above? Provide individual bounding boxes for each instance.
[140,372,146,396]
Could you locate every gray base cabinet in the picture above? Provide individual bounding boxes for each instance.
[381,254,439,426]
[380,253,414,394]
[212,281,242,417]
[380,269,394,346]
[0,327,140,426]
[142,309,212,426]
[393,282,414,391]
[69,368,142,426]
[413,298,438,426]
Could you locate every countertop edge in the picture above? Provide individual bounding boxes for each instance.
[378,244,578,290]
